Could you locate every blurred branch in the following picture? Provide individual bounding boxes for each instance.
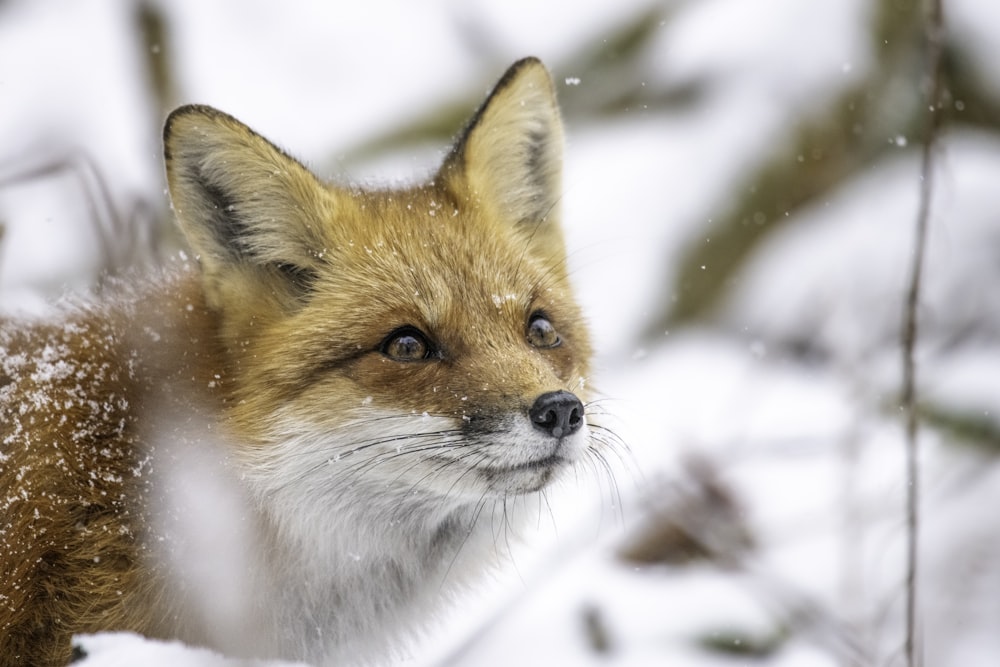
[919,402,1000,453]
[581,604,614,656]
[697,625,787,659]
[134,0,183,256]
[650,0,1000,332]
[336,5,689,166]
[618,454,754,568]
[901,0,945,664]
[555,3,693,119]
[135,0,177,119]
[944,32,1000,133]
[617,453,867,663]
[650,0,933,330]
[0,152,165,282]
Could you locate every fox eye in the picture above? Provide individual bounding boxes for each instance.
[380,326,434,362]
[527,312,561,349]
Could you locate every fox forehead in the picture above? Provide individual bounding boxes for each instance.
[308,186,562,326]
[262,196,582,400]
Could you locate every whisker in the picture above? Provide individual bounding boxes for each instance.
[582,397,622,413]
[370,444,470,493]
[577,454,607,534]
[494,494,524,583]
[345,411,457,425]
[511,207,548,289]
[342,439,464,482]
[284,430,468,491]
[526,254,569,299]
[274,426,467,468]
[437,449,496,504]
[587,425,632,463]
[589,446,625,525]
[540,488,558,536]
[439,491,494,588]
[336,428,467,459]
[389,448,491,513]
[567,375,588,396]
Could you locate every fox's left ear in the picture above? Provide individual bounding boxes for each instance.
[440,58,566,259]
[163,105,328,311]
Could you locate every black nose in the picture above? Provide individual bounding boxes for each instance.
[529,391,584,439]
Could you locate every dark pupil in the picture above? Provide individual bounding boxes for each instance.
[389,334,426,360]
[529,317,558,347]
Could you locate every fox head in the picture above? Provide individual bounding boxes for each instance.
[163,58,594,518]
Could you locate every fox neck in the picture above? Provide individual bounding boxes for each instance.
[135,273,510,661]
[248,467,508,664]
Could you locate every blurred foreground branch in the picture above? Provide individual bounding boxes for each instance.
[0,152,165,282]
[135,0,178,118]
[648,0,994,330]
[334,5,689,166]
[900,0,946,664]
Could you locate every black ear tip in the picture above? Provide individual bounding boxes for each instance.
[495,57,551,90]
[165,103,227,124]
[69,642,89,663]
[512,55,543,70]
[164,104,200,139]
[163,104,199,154]
[162,104,232,150]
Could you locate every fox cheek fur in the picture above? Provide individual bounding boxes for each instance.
[0,57,603,666]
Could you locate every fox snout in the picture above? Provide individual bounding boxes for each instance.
[529,390,584,439]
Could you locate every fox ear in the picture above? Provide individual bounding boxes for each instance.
[163,105,326,304]
[441,58,566,257]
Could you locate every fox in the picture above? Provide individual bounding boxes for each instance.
[0,57,603,666]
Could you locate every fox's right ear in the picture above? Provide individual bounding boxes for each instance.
[163,105,327,307]
[439,58,567,264]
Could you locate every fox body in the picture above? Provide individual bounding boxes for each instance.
[0,58,596,665]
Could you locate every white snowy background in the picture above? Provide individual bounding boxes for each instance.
[2,0,1000,665]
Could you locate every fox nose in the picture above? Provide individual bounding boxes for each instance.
[529,391,584,439]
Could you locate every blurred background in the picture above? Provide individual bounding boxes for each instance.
[3,0,1000,665]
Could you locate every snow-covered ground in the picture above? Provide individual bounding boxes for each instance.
[4,0,1000,665]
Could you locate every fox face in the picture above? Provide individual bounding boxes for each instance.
[163,58,593,521]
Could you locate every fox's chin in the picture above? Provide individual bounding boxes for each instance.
[478,454,571,494]
[459,413,589,495]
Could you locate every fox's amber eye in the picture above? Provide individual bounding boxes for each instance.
[527,312,561,349]
[380,327,434,362]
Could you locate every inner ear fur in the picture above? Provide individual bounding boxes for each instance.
[440,57,567,262]
[163,105,328,299]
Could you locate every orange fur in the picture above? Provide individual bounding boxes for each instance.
[0,278,220,665]
[0,58,595,666]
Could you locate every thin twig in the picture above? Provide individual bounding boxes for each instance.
[900,0,945,665]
